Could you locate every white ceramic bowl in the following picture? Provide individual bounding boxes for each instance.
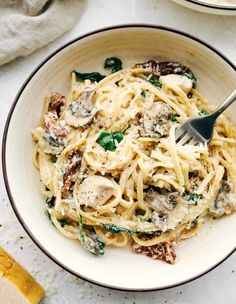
[172,0,236,15]
[3,25,236,291]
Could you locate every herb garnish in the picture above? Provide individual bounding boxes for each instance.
[73,71,106,82]
[78,215,105,256]
[104,57,122,73]
[45,196,55,208]
[147,75,162,88]
[104,224,137,236]
[183,191,203,205]
[182,72,197,88]
[97,125,130,151]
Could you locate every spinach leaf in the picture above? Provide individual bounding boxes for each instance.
[147,75,162,88]
[97,132,122,151]
[170,114,180,122]
[182,72,197,88]
[104,224,137,236]
[45,196,55,208]
[73,71,106,82]
[78,215,105,256]
[198,109,209,116]
[97,125,130,151]
[104,57,122,73]
[183,191,203,205]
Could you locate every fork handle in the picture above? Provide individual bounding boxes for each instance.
[210,89,236,120]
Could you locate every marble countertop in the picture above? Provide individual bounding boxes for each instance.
[1,1,236,303]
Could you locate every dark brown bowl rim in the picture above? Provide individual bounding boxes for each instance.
[2,24,236,292]
[185,0,236,10]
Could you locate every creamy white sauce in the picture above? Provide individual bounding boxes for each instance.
[198,0,236,6]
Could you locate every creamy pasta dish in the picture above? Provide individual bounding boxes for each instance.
[32,58,236,264]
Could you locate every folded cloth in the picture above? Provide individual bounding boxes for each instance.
[0,0,86,65]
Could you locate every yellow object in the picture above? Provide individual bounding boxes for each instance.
[0,246,44,304]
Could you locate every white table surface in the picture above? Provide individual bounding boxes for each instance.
[1,0,236,303]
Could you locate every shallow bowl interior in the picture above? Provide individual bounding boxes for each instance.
[3,25,236,291]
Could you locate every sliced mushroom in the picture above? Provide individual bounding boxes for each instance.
[40,135,65,155]
[209,181,236,217]
[143,102,173,138]
[64,87,98,128]
[145,188,177,212]
[159,74,193,94]
[135,60,159,74]
[159,61,191,76]
[77,175,117,209]
[135,60,192,76]
[145,188,188,232]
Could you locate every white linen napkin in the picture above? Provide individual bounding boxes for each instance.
[0,0,86,65]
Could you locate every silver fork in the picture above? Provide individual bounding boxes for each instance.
[175,89,236,146]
